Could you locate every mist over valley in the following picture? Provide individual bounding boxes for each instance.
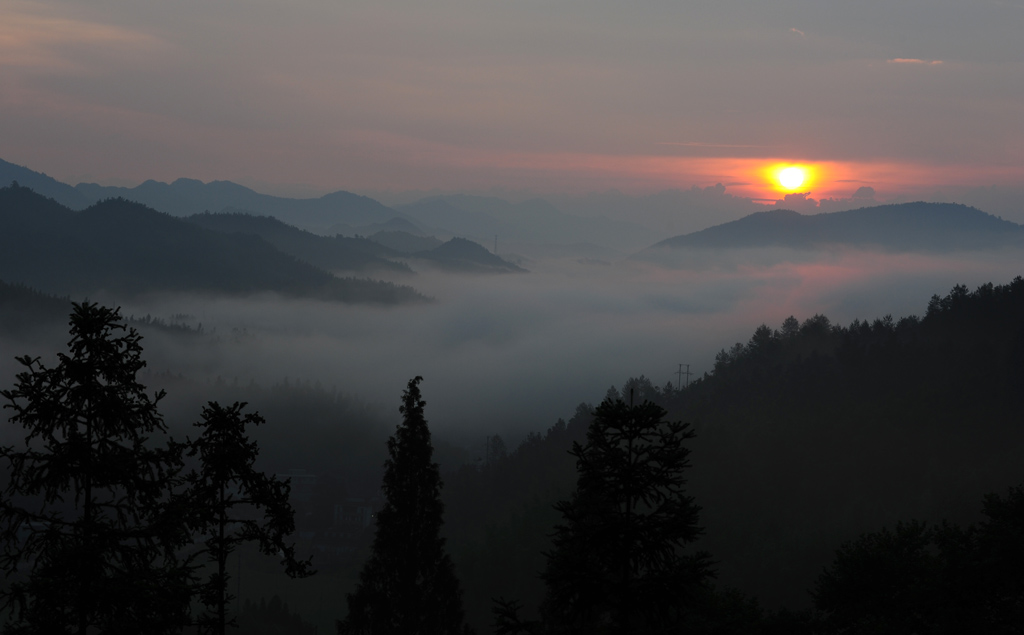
[2,162,1024,632]
[5,168,1022,445]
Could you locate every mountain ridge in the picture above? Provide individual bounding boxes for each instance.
[647,202,1024,253]
[414,237,526,273]
[74,178,402,232]
[0,184,426,304]
[186,212,412,274]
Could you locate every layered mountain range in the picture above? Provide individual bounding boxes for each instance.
[3,158,1022,290]
[0,184,426,304]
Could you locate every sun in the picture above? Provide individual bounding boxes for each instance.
[778,166,806,190]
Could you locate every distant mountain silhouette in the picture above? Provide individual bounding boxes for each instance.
[372,216,427,234]
[0,184,425,304]
[1,158,659,251]
[336,216,428,238]
[73,178,403,232]
[0,158,412,233]
[187,212,412,274]
[646,203,1024,253]
[0,159,92,209]
[369,230,445,254]
[414,237,526,273]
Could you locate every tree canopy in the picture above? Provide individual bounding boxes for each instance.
[540,394,712,634]
[338,377,468,635]
[0,302,192,634]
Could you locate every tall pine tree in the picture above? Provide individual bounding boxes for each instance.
[540,393,712,634]
[187,401,312,635]
[337,377,468,635]
[0,302,192,634]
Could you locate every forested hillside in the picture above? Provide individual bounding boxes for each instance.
[3,251,1023,632]
[676,277,1024,607]
[187,212,412,274]
[439,277,1024,628]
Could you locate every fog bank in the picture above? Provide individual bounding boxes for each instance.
[44,248,1010,447]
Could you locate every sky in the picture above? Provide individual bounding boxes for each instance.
[1,0,1022,205]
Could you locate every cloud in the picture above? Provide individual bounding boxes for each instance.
[790,27,805,37]
[87,248,1023,440]
[886,58,943,65]
[7,244,1021,448]
[774,192,819,213]
[851,186,876,200]
[0,5,161,72]
[657,142,769,149]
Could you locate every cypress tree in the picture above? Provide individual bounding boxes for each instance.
[338,376,468,635]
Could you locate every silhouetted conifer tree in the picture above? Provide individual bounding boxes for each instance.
[337,377,468,635]
[540,393,712,634]
[186,401,312,635]
[0,302,192,634]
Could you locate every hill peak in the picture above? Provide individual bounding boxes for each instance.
[647,201,1023,253]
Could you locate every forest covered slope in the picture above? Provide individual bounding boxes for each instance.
[441,276,1024,625]
[187,212,412,274]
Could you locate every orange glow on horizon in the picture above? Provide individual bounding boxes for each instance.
[80,121,1023,200]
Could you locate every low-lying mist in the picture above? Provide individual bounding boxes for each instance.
[10,246,1011,450]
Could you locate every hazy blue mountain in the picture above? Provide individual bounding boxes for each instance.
[371,216,426,234]
[332,216,427,238]
[369,230,445,254]
[398,194,659,251]
[0,184,425,304]
[74,177,404,232]
[414,237,526,273]
[0,158,662,252]
[187,212,412,274]
[646,203,1024,253]
[0,158,92,209]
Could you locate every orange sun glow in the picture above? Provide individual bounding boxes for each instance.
[765,163,816,194]
[779,166,805,189]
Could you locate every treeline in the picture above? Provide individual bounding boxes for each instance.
[2,279,1024,633]
[437,277,1024,630]
[672,277,1024,608]
[0,279,71,333]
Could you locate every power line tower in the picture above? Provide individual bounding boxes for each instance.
[675,363,693,390]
